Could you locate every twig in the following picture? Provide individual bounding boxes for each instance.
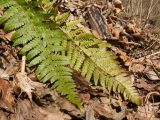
[139,0,143,25]
[21,55,26,73]
[134,51,160,62]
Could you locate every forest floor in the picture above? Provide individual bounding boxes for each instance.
[0,0,160,120]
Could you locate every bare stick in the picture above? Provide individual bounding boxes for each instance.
[21,56,26,73]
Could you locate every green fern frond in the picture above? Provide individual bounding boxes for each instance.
[0,0,141,107]
[62,23,141,105]
[0,0,81,108]
[63,18,84,31]
[55,12,70,25]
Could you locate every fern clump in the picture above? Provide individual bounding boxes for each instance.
[0,0,141,106]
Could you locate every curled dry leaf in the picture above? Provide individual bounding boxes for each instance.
[0,79,14,112]
[15,72,45,101]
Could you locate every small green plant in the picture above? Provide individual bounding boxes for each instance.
[0,0,141,107]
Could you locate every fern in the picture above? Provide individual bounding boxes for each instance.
[0,0,141,106]
[0,0,81,107]
[62,19,141,105]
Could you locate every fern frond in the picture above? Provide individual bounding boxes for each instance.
[63,18,84,31]
[0,0,141,107]
[0,0,81,108]
[63,23,141,105]
[55,12,70,25]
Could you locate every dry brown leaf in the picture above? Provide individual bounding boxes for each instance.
[137,92,160,120]
[145,70,160,81]
[93,103,112,118]
[107,23,113,30]
[4,31,16,41]
[79,93,90,105]
[120,54,133,66]
[10,99,71,120]
[113,0,122,6]
[15,72,44,101]
[10,99,44,120]
[57,97,83,117]
[0,111,8,120]
[152,60,160,69]
[136,79,156,91]
[112,26,123,39]
[0,68,10,80]
[126,21,137,33]
[39,108,70,120]
[130,63,145,72]
[0,79,14,112]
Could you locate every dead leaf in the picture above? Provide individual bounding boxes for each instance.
[0,111,8,120]
[113,0,122,6]
[145,70,160,81]
[39,108,70,120]
[0,79,15,112]
[136,79,156,91]
[57,97,83,117]
[112,26,123,39]
[126,22,136,33]
[152,60,160,69]
[10,99,44,120]
[4,31,16,41]
[93,103,113,118]
[15,72,44,101]
[0,68,10,80]
[137,92,160,120]
[131,63,145,72]
[79,93,90,105]
[120,54,133,66]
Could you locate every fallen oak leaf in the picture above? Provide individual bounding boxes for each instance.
[0,78,15,112]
